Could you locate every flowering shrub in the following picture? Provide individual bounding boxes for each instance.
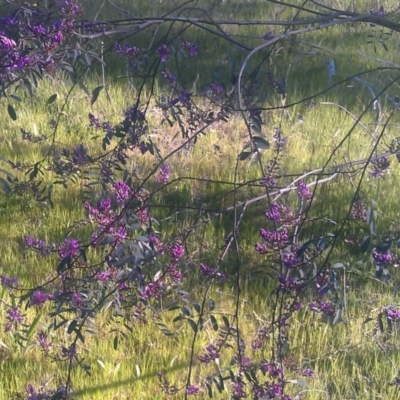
[2,0,400,399]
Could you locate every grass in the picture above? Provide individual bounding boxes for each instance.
[2,0,400,398]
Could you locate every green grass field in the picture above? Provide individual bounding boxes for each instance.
[2,0,400,398]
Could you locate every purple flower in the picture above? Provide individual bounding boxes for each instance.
[71,292,83,308]
[98,198,111,213]
[62,343,77,360]
[1,275,18,289]
[29,291,52,307]
[114,43,141,59]
[157,164,171,184]
[260,228,288,248]
[210,83,224,94]
[0,33,16,51]
[72,144,88,165]
[371,156,390,178]
[167,264,182,281]
[282,252,301,268]
[260,174,276,187]
[162,69,177,86]
[296,180,312,200]
[370,6,385,17]
[302,368,315,377]
[254,243,269,254]
[372,249,391,268]
[157,44,169,62]
[186,385,200,395]
[94,270,111,282]
[386,308,400,321]
[113,180,132,204]
[351,197,367,221]
[182,40,198,57]
[58,238,80,259]
[37,331,52,352]
[5,307,24,332]
[294,301,302,310]
[261,360,283,378]
[140,281,163,299]
[170,242,184,260]
[199,263,226,281]
[308,300,335,316]
[231,380,246,399]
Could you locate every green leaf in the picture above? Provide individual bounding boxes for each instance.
[209,299,215,311]
[113,336,118,350]
[193,303,201,314]
[210,315,218,331]
[239,151,252,160]
[26,311,42,344]
[187,319,198,332]
[7,104,17,120]
[68,320,78,334]
[222,316,230,328]
[181,306,191,317]
[47,93,58,105]
[360,236,371,253]
[157,323,174,336]
[91,86,104,106]
[0,177,12,195]
[253,136,270,150]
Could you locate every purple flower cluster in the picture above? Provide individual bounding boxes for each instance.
[385,308,400,321]
[198,344,220,365]
[72,144,89,165]
[0,275,18,289]
[282,252,302,268]
[170,242,184,260]
[264,203,294,225]
[260,360,283,378]
[351,197,367,221]
[149,234,164,253]
[372,249,391,268]
[62,343,77,360]
[140,280,163,300]
[37,331,52,352]
[260,228,288,248]
[370,6,385,17]
[0,0,81,84]
[371,156,390,178]
[162,69,177,86]
[29,291,53,307]
[114,43,141,59]
[278,275,302,294]
[296,180,312,200]
[231,380,246,399]
[209,83,225,94]
[182,40,198,57]
[199,263,227,281]
[113,180,132,204]
[301,368,315,377]
[157,164,171,184]
[58,238,80,259]
[260,174,276,188]
[25,236,55,256]
[157,44,169,62]
[5,307,24,332]
[186,385,200,395]
[26,384,67,400]
[308,300,335,316]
